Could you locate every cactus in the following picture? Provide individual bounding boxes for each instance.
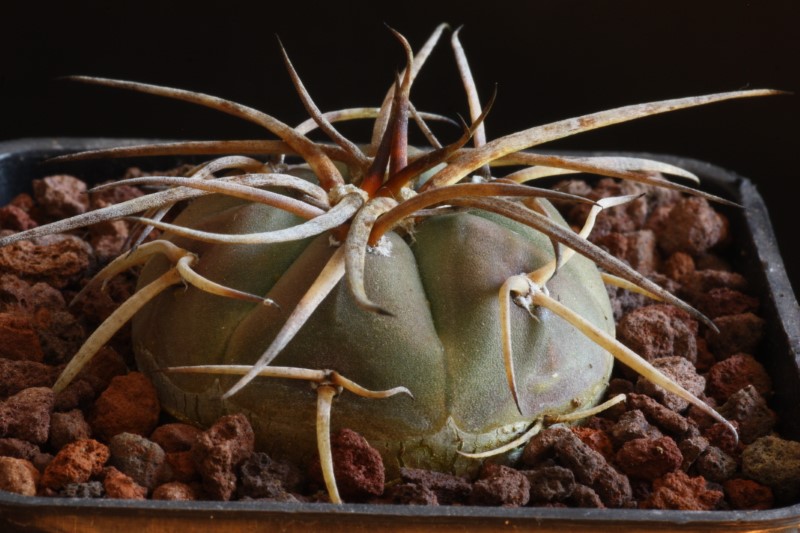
[0,25,779,503]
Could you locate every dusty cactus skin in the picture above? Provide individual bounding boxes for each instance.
[132,189,614,473]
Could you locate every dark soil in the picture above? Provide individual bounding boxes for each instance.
[0,170,798,510]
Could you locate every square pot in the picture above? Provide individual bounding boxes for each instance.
[1,138,799,532]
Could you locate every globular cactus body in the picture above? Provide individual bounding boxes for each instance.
[133,189,613,472]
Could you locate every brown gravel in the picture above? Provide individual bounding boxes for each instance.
[151,481,200,501]
[641,470,724,510]
[706,354,772,403]
[615,436,683,480]
[90,372,161,441]
[0,456,39,496]
[470,463,530,507]
[103,466,147,499]
[192,413,255,501]
[32,175,89,219]
[40,439,110,491]
[308,428,385,502]
[398,467,472,504]
[0,171,797,511]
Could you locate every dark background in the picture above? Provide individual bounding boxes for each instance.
[2,0,799,293]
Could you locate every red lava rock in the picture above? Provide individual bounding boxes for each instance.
[694,253,732,271]
[617,304,698,364]
[706,354,772,403]
[705,312,765,360]
[0,359,58,397]
[723,478,774,510]
[522,426,568,466]
[523,465,576,503]
[0,171,792,511]
[0,312,45,362]
[545,426,633,508]
[616,436,683,480]
[591,467,635,509]
[568,484,604,508]
[164,450,198,483]
[33,307,85,364]
[308,428,384,502]
[685,395,722,432]
[610,409,663,446]
[572,426,614,462]
[0,235,93,288]
[0,456,39,496]
[695,446,738,483]
[89,181,145,208]
[742,435,800,503]
[643,203,673,239]
[238,452,304,500]
[75,346,128,395]
[0,387,55,444]
[655,196,727,256]
[192,413,255,501]
[7,193,35,212]
[626,393,692,437]
[152,481,200,501]
[70,274,136,328]
[679,435,710,471]
[40,438,110,491]
[605,284,650,322]
[696,287,759,319]
[642,470,723,510]
[598,379,636,421]
[644,181,683,212]
[683,269,748,299]
[32,453,54,474]
[149,425,202,482]
[89,218,131,262]
[703,421,740,457]
[150,423,202,453]
[566,181,648,240]
[629,477,654,503]
[550,179,593,207]
[635,356,706,412]
[717,385,777,444]
[595,230,659,275]
[584,413,617,434]
[0,273,66,314]
[108,432,168,490]
[693,337,717,373]
[32,174,89,219]
[400,467,472,505]
[49,409,92,450]
[470,463,530,507]
[0,438,51,475]
[0,438,41,462]
[103,466,147,499]
[661,252,695,283]
[57,480,105,498]
[90,372,160,441]
[0,204,38,231]
[54,379,96,412]
[382,482,439,505]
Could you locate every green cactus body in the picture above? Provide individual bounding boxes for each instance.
[132,182,614,473]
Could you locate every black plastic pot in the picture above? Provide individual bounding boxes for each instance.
[1,138,799,532]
